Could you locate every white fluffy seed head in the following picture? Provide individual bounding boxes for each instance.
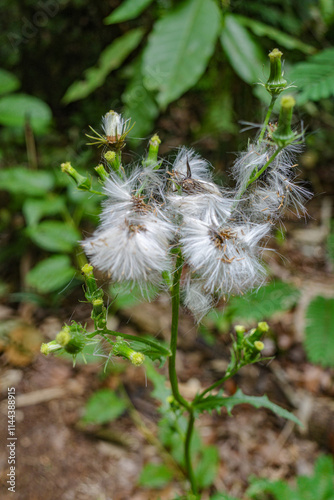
[102,110,129,138]
[182,277,214,321]
[172,146,213,183]
[180,218,269,298]
[82,212,175,290]
[168,191,233,226]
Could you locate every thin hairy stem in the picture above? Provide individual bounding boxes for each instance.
[168,250,198,496]
[258,96,277,144]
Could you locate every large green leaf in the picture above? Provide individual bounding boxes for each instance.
[63,28,145,104]
[234,15,316,55]
[143,0,221,108]
[0,94,52,134]
[104,0,154,24]
[23,196,66,226]
[26,221,81,252]
[220,14,265,84]
[0,167,55,197]
[304,296,334,367]
[122,57,159,141]
[82,389,127,424]
[288,48,334,104]
[0,69,20,95]
[193,388,301,426]
[26,255,77,294]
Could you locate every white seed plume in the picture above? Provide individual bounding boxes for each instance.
[172,147,213,184]
[168,191,233,226]
[180,218,269,298]
[102,110,130,139]
[82,212,175,290]
[182,277,214,321]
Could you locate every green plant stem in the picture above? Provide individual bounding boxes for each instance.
[168,250,198,497]
[196,366,240,401]
[246,146,282,188]
[89,329,171,357]
[258,96,276,144]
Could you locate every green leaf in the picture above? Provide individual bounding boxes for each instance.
[196,446,219,489]
[82,389,127,424]
[304,296,334,367]
[227,280,300,324]
[247,455,334,500]
[104,0,154,24]
[63,28,145,104]
[26,221,81,253]
[0,93,52,134]
[22,196,66,226]
[0,167,55,197]
[122,57,159,141]
[138,463,173,489]
[220,14,265,84]
[288,48,334,104]
[234,15,316,55]
[26,255,77,294]
[194,388,302,426]
[0,69,20,95]
[143,0,221,108]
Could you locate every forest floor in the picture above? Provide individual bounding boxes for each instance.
[0,197,334,500]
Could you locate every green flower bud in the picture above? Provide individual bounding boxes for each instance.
[104,151,116,163]
[56,324,85,355]
[235,325,245,334]
[40,341,62,355]
[272,95,296,147]
[113,340,145,367]
[254,341,265,351]
[56,326,71,346]
[265,48,287,97]
[94,164,108,182]
[257,322,269,333]
[61,162,91,191]
[81,263,94,277]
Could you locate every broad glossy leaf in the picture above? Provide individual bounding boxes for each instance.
[26,221,81,252]
[0,94,52,134]
[82,389,127,424]
[194,388,301,426]
[138,463,173,488]
[63,28,144,103]
[0,167,54,196]
[220,14,265,84]
[143,0,221,108]
[122,57,159,141]
[0,69,20,95]
[234,15,316,55]
[23,196,66,226]
[26,255,76,294]
[104,0,154,24]
[305,296,334,367]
